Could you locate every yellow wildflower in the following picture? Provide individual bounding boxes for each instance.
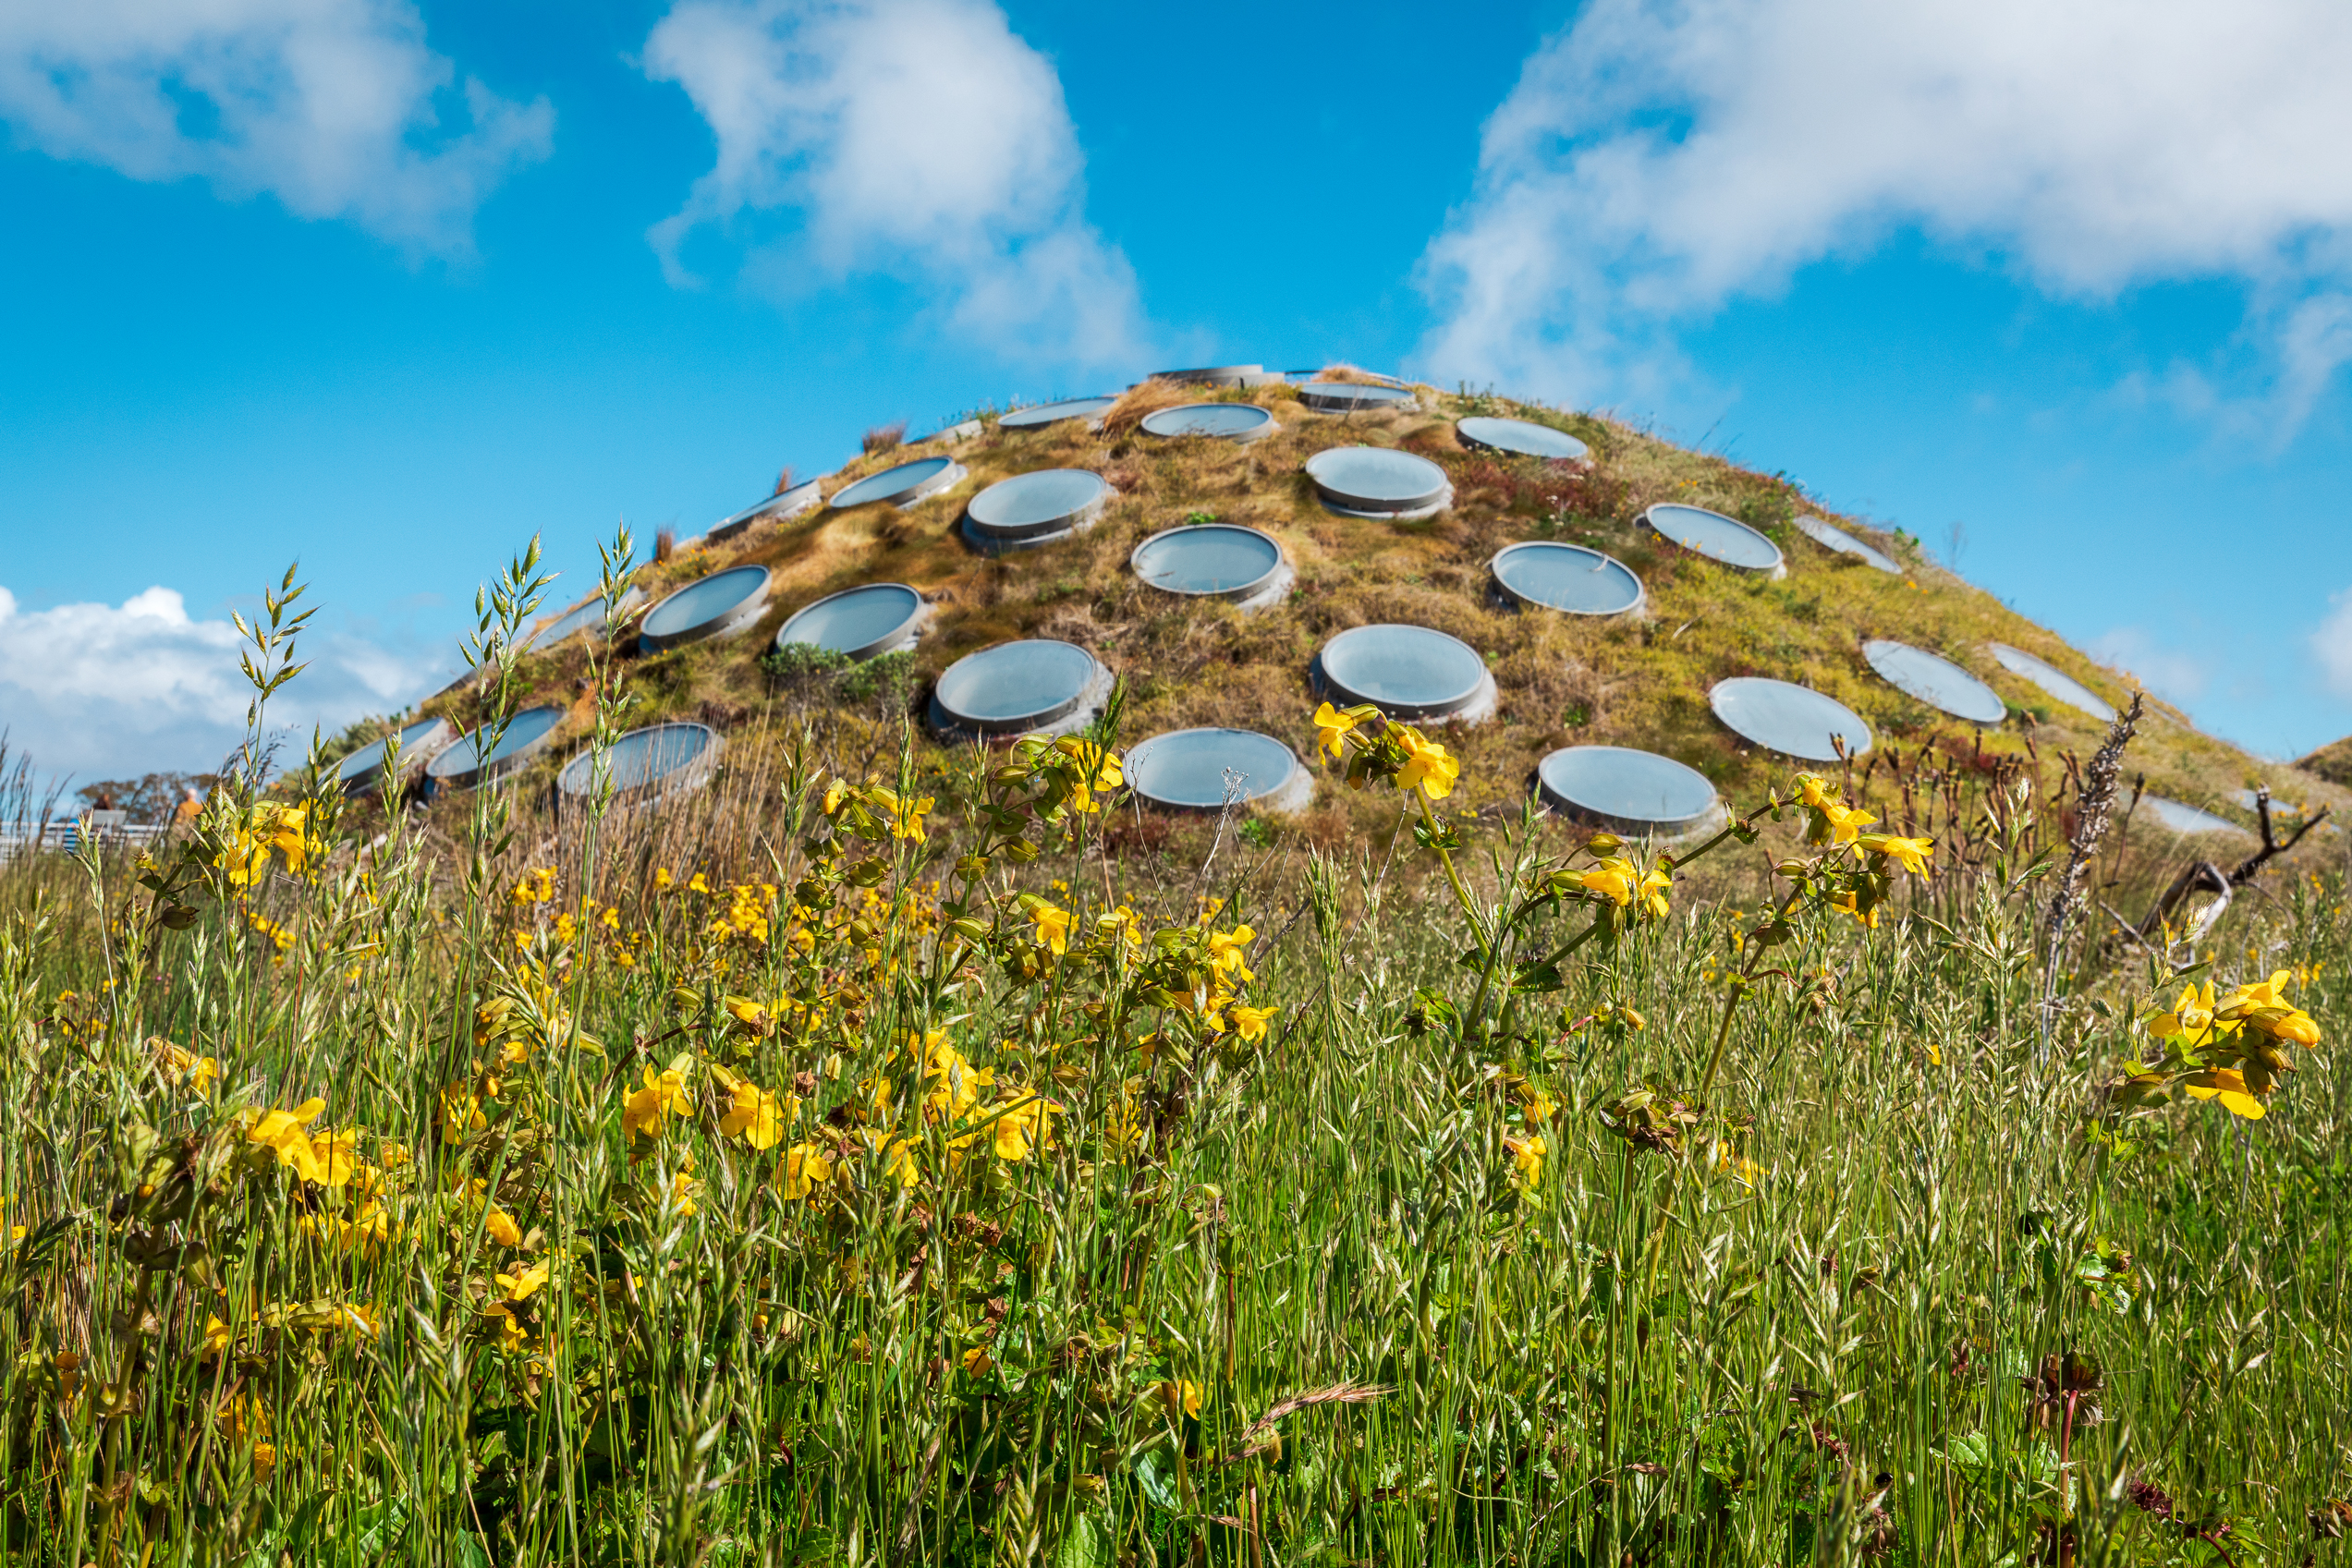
[1311,701,1362,760]
[1578,857,1638,906]
[247,1099,326,1180]
[1225,1003,1278,1042]
[1505,1133,1545,1191]
[1158,1379,1201,1419]
[1857,833,1934,875]
[622,1062,691,1140]
[495,1260,549,1302]
[715,1069,789,1150]
[781,1142,835,1199]
[1030,902,1072,956]
[1392,725,1460,800]
[484,1208,523,1248]
[2183,1068,2265,1120]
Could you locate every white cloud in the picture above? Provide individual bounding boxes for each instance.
[1420,0,2352,430]
[643,0,1145,365]
[0,583,436,782]
[0,0,553,253]
[2086,626,2208,707]
[2313,590,2352,700]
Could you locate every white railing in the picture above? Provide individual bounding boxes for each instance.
[0,816,170,862]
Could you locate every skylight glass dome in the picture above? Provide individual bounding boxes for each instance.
[521,588,645,653]
[1642,504,1785,576]
[1535,745,1719,835]
[1315,624,1496,723]
[828,456,966,510]
[1125,728,1311,812]
[1491,542,1642,616]
[425,705,566,791]
[1298,382,1417,413]
[1863,640,2006,724]
[2142,796,2248,837]
[336,715,453,795]
[961,468,1111,552]
[1303,446,1452,518]
[1139,404,1278,443]
[1130,524,1291,611]
[1000,396,1115,430]
[1796,515,1899,573]
[930,640,1113,739]
[639,565,771,653]
[715,479,823,540]
[774,584,929,660]
[557,722,722,804]
[1709,678,1873,760]
[1456,416,1590,461]
[1988,644,2117,723]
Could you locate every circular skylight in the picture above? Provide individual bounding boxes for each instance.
[1642,504,1785,575]
[557,722,722,803]
[962,468,1111,551]
[1988,643,2116,723]
[1863,640,2005,724]
[1796,515,1898,573]
[1709,678,1873,760]
[1492,541,1643,616]
[1131,524,1290,609]
[522,587,645,653]
[1316,624,1496,723]
[2141,796,2248,837]
[774,583,928,661]
[829,456,966,510]
[1125,728,1310,812]
[1456,416,1590,461]
[640,565,771,653]
[1298,382,1417,413]
[1536,746,1718,834]
[1303,446,1452,517]
[1000,395,1115,430]
[1155,365,1265,386]
[426,705,566,791]
[931,639,1112,737]
[716,479,823,539]
[336,715,453,794]
[1140,404,1278,443]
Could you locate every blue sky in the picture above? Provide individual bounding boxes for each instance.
[5,0,2351,782]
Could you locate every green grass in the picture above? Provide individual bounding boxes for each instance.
[3,621,2349,1564]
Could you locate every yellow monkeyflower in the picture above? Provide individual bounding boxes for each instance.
[960,1345,993,1378]
[2183,1068,2265,1120]
[1158,1379,1201,1420]
[1054,735,1124,795]
[494,1260,549,1302]
[1856,833,1934,875]
[2150,981,2225,1043]
[2216,971,2323,1047]
[201,1315,234,1359]
[486,1304,530,1355]
[484,1208,523,1248]
[1207,924,1256,981]
[1030,902,1073,956]
[248,1099,326,1180]
[869,786,935,843]
[155,1039,220,1094]
[1578,857,1638,906]
[716,1072,789,1150]
[992,1094,1063,1162]
[781,1142,835,1199]
[863,1129,920,1188]
[1505,1133,1546,1191]
[1225,1003,1278,1042]
[1635,864,1671,920]
[1311,702,1362,760]
[439,1086,486,1145]
[622,1062,690,1140]
[1392,725,1460,800]
[1795,774,1875,845]
[304,1127,364,1187]
[1829,889,1880,930]
[1712,1140,1764,1188]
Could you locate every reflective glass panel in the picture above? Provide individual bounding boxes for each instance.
[935,640,1100,725]
[572,724,714,794]
[1140,404,1275,439]
[1320,625,1487,711]
[642,566,766,640]
[1126,729,1298,808]
[1863,640,2005,723]
[1305,446,1450,509]
[1299,382,1415,409]
[777,584,922,655]
[1646,504,1784,570]
[1709,678,1872,760]
[1796,516,1898,573]
[1988,644,2116,722]
[1537,746,1716,826]
[1000,396,1115,429]
[338,716,446,781]
[830,456,957,509]
[430,706,563,779]
[1493,542,1641,615]
[1132,526,1283,594]
[2142,796,2246,836]
[1456,416,1589,460]
[966,468,1109,531]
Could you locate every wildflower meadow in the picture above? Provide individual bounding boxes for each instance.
[0,555,2344,1568]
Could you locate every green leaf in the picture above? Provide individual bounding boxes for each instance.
[1055,1511,1112,1568]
